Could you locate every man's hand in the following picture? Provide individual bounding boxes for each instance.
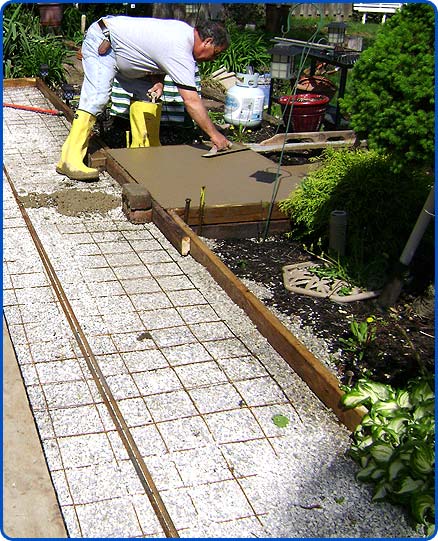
[178,87,232,151]
[210,132,232,151]
[148,81,164,100]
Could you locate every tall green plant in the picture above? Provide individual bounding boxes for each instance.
[61,4,84,44]
[3,3,72,86]
[200,23,271,77]
[340,4,434,172]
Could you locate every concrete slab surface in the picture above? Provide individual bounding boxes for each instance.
[2,82,417,538]
[108,145,308,208]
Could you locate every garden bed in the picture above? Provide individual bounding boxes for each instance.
[205,235,434,389]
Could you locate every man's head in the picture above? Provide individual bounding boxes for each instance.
[193,21,230,62]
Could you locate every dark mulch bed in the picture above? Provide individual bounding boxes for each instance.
[208,236,434,389]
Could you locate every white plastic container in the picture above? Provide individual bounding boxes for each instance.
[224,73,265,127]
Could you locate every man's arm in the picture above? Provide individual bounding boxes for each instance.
[178,87,230,150]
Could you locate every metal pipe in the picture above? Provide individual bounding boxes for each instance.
[399,186,434,266]
[379,185,434,307]
[184,198,191,223]
[329,210,347,257]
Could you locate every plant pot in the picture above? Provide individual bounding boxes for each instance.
[278,93,330,132]
[295,76,337,101]
[38,3,64,28]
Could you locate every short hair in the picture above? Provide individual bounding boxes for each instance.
[195,21,230,48]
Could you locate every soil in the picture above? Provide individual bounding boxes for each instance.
[62,78,434,391]
[206,236,435,389]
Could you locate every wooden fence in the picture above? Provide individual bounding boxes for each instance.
[288,3,354,19]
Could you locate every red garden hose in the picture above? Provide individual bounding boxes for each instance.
[3,102,63,116]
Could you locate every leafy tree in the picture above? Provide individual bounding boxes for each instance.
[340,3,434,171]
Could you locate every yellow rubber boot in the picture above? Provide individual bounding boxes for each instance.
[129,100,162,148]
[56,110,99,181]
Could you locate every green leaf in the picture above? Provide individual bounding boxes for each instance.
[386,413,410,434]
[370,425,388,442]
[395,389,412,409]
[370,468,385,481]
[354,435,374,451]
[359,455,371,468]
[360,413,374,426]
[341,388,370,409]
[370,442,394,464]
[413,401,435,421]
[360,380,393,403]
[410,443,435,475]
[410,380,434,404]
[411,493,435,524]
[372,481,389,502]
[388,458,406,481]
[272,414,289,428]
[393,476,424,495]
[356,460,378,481]
[371,399,400,418]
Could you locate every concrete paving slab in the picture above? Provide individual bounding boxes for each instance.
[3,318,67,538]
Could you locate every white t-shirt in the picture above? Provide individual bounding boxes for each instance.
[103,16,197,89]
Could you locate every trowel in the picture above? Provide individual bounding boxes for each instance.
[201,141,250,158]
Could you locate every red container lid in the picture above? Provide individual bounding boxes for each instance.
[278,94,330,106]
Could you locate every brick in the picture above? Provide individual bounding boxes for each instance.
[122,184,152,210]
[122,206,153,224]
[88,150,106,171]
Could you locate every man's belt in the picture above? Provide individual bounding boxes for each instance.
[98,19,110,41]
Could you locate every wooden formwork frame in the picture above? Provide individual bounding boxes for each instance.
[5,77,365,432]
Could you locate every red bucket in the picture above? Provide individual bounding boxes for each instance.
[278,93,330,132]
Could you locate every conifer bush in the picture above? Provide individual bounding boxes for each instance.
[340,3,435,172]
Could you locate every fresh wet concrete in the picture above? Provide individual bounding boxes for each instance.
[108,145,309,208]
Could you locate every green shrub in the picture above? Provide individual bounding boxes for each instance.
[200,22,271,77]
[341,376,435,535]
[3,3,73,86]
[278,148,432,287]
[340,4,434,172]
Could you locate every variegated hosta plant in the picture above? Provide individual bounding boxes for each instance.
[341,377,435,535]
